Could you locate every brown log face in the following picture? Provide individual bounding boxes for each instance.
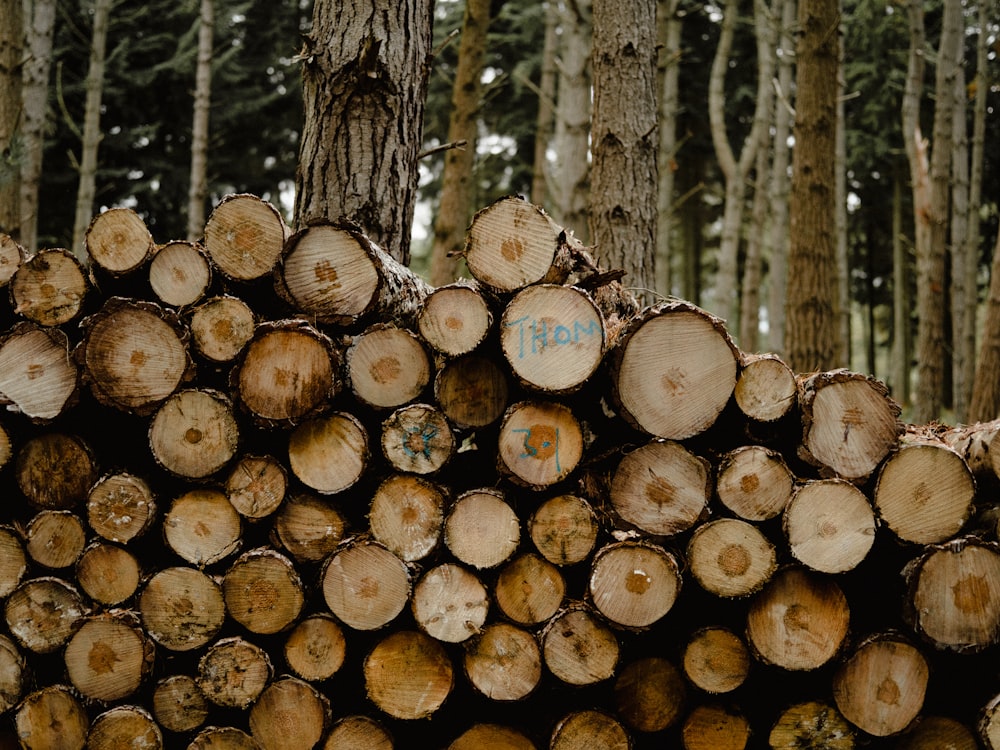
[88,705,163,750]
[0,324,78,420]
[248,677,329,750]
[5,578,88,654]
[434,354,510,429]
[149,389,240,479]
[613,656,686,733]
[163,488,242,566]
[189,295,256,364]
[11,249,89,327]
[528,493,598,566]
[14,686,89,750]
[287,412,368,494]
[445,489,520,569]
[323,716,394,750]
[85,207,154,274]
[148,240,212,308]
[687,518,777,598]
[542,608,619,686]
[682,704,751,750]
[549,709,630,750]
[768,701,856,749]
[273,491,346,564]
[589,542,681,629]
[734,354,797,423]
[25,510,86,570]
[0,635,25,715]
[64,615,153,702]
[364,630,454,720]
[447,723,537,750]
[75,542,140,606]
[412,563,489,643]
[322,542,411,631]
[0,234,24,285]
[715,445,795,522]
[682,626,751,695]
[497,400,583,488]
[198,637,273,710]
[494,552,566,626]
[283,614,346,682]
[139,566,226,652]
[380,403,455,475]
[86,472,157,543]
[188,726,262,750]
[16,432,97,510]
[417,283,493,357]
[463,622,542,702]
[225,454,287,520]
[897,716,979,750]
[222,549,305,635]
[203,194,288,281]
[152,674,209,733]
[783,479,876,574]
[0,528,27,598]
[369,474,445,562]
[347,325,431,410]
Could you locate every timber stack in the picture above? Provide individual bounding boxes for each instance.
[1,194,1000,750]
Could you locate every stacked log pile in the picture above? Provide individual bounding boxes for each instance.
[1,194,999,749]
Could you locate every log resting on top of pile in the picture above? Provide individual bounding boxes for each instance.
[1,192,1000,750]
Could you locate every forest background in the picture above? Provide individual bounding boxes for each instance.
[0,0,998,426]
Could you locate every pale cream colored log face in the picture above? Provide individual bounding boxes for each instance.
[498,400,583,487]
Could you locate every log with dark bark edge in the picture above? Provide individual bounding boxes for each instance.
[0,421,11,471]
[494,551,566,626]
[0,322,78,421]
[0,234,25,287]
[831,632,929,738]
[248,676,330,750]
[607,300,740,440]
[715,444,795,522]
[276,221,431,328]
[897,715,979,750]
[783,479,876,574]
[283,613,346,682]
[368,473,445,562]
[588,540,682,630]
[541,605,620,686]
[188,725,262,750]
[681,704,751,750]
[225,453,287,520]
[380,402,455,475]
[527,493,599,566]
[903,535,1000,653]
[13,685,90,750]
[497,399,584,488]
[163,487,242,566]
[85,206,155,276]
[686,518,777,598]
[796,368,903,481]
[63,611,155,702]
[188,294,256,364]
[4,577,88,654]
[86,471,157,542]
[346,323,431,409]
[411,562,489,643]
[152,674,210,734]
[197,636,273,710]
[222,547,305,635]
[940,418,1000,489]
[321,539,411,631]
[873,435,976,545]
[448,723,537,750]
[462,621,542,702]
[612,656,687,733]
[287,411,369,494]
[0,526,27,597]
[322,715,394,750]
[982,693,1000,750]
[444,487,520,569]
[75,541,140,606]
[202,193,289,282]
[25,509,86,569]
[767,701,856,749]
[148,240,212,308]
[433,352,510,429]
[15,431,97,510]
[10,248,89,327]
[138,566,226,652]
[681,625,751,695]
[88,705,163,750]
[363,629,454,720]
[272,490,346,564]
[734,352,797,424]
[417,281,494,358]
[149,388,240,480]
[0,634,24,715]
[548,709,630,750]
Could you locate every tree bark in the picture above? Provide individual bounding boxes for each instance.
[655,0,682,297]
[530,2,559,207]
[0,0,23,239]
[295,0,432,264]
[970,226,1000,420]
[188,0,214,240]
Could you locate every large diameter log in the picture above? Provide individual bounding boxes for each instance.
[249,676,330,750]
[494,552,566,627]
[16,431,97,510]
[203,193,289,281]
[982,693,1000,750]
[797,369,903,481]
[548,709,630,750]
[322,540,411,631]
[149,388,240,479]
[323,716,394,750]
[86,471,157,542]
[152,674,209,734]
[369,474,445,562]
[588,541,682,629]
[276,222,430,327]
[88,705,163,750]
[873,439,976,545]
[445,488,520,569]
[164,488,242,566]
[681,626,751,694]
[139,566,226,651]
[197,636,273,710]
[14,685,90,750]
[5,577,88,654]
[412,563,489,643]
[768,701,856,749]
[416,282,493,357]
[681,704,751,750]
[448,724,536,750]
[499,284,605,394]
[222,548,305,634]
[434,353,510,429]
[463,622,542,702]
[527,493,599,566]
[831,633,929,737]
[287,411,368,494]
[85,206,154,275]
[188,295,256,364]
[898,716,979,750]
[188,726,262,750]
[904,536,1000,652]
[541,606,619,686]
[498,400,584,488]
[613,656,686,733]
[64,612,155,702]
[11,248,89,326]
[783,479,876,574]
[380,403,455,475]
[149,240,212,308]
[363,630,454,720]
[346,324,431,409]
[0,323,78,420]
[687,518,777,598]
[608,301,739,440]
[715,445,795,522]
[745,567,851,671]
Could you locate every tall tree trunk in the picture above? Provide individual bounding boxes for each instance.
[655,0,682,297]
[71,0,111,261]
[0,0,23,239]
[187,0,214,241]
[912,0,962,423]
[891,165,911,407]
[679,152,705,304]
[552,0,591,243]
[784,0,840,372]
[428,0,490,286]
[766,0,795,355]
[589,0,658,303]
[970,229,1000,421]
[834,2,849,366]
[20,0,57,254]
[295,0,433,264]
[950,53,971,423]
[530,1,558,208]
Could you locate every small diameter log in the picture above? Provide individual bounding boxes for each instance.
[223,548,305,635]
[276,222,430,327]
[14,685,89,750]
[412,563,489,643]
[369,473,445,562]
[768,701,855,750]
[681,626,751,694]
[0,234,25,285]
[497,400,584,488]
[904,536,1000,652]
[448,724,536,750]
[610,438,711,536]
[499,284,605,394]
[463,621,542,702]
[149,240,212,308]
[588,541,682,630]
[164,488,242,566]
[445,488,520,569]
[273,491,347,564]
[347,324,431,410]
[150,388,240,479]
[225,454,287,520]
[982,693,1000,750]
[416,282,493,357]
[434,354,510,429]
[323,716,394,750]
[189,295,256,364]
[77,298,193,415]
[0,323,78,420]
[687,518,777,598]
[152,674,209,734]
[734,353,797,423]
[797,369,902,482]
[234,321,339,426]
[188,726,262,750]
[898,716,979,750]
[613,656,686,733]
[88,705,163,750]
[283,613,346,682]
[494,552,566,626]
[287,411,368,495]
[138,567,226,651]
[87,472,157,543]
[715,445,795,522]
[197,636,273,709]
[745,567,850,671]
[681,704,751,750]
[380,402,455,475]
[5,577,88,654]
[873,440,976,545]
[322,540,411,631]
[16,431,97,510]
[541,606,620,686]
[528,493,598,566]
[64,612,155,702]
[363,629,454,720]
[783,479,876,574]
[11,248,89,326]
[25,510,86,569]
[85,206,154,275]
[203,193,289,281]
[0,634,25,714]
[76,541,141,606]
[0,527,27,597]
[249,676,330,750]
[940,418,1000,488]
[832,633,929,738]
[609,301,740,440]
[549,709,630,750]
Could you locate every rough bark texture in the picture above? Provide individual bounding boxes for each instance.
[187,0,214,240]
[0,0,23,239]
[971,229,1000,420]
